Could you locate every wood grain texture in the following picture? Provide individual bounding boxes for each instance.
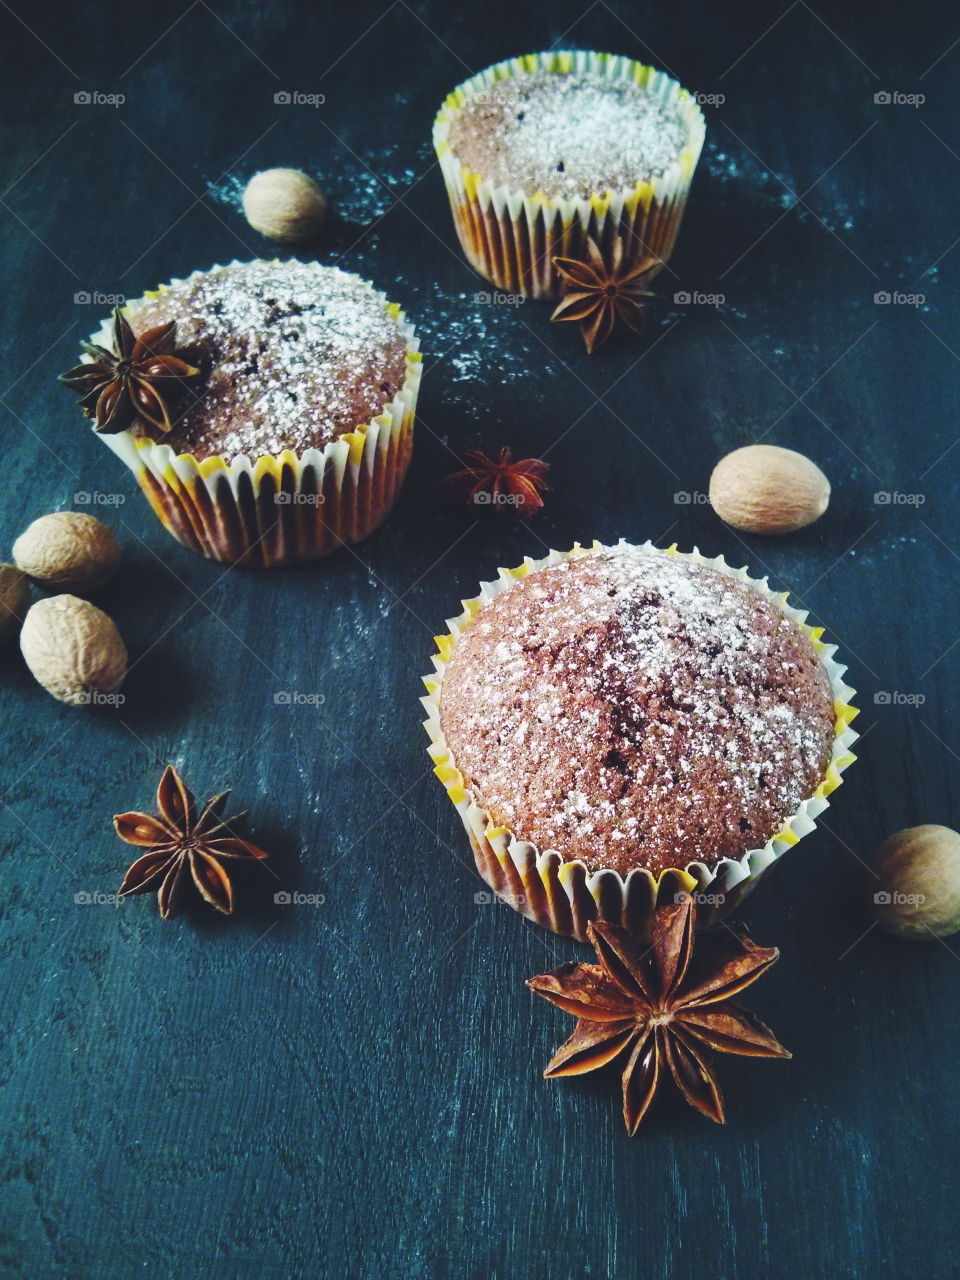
[0,1,957,1277]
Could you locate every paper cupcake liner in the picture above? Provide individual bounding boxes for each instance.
[433,51,706,301]
[421,542,859,941]
[88,263,422,568]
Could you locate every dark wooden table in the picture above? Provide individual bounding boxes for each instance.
[1,2,957,1277]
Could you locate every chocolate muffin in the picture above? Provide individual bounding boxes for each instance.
[130,260,410,461]
[80,260,421,567]
[433,52,706,299]
[437,544,836,876]
[446,68,690,201]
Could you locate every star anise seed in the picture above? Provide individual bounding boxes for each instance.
[551,235,659,354]
[527,896,790,1134]
[59,307,200,435]
[115,765,269,919]
[439,447,550,517]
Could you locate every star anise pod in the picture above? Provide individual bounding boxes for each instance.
[439,447,550,517]
[59,307,200,435]
[115,765,269,919]
[527,896,790,1134]
[551,235,658,354]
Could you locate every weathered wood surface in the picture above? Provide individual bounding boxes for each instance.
[0,1,957,1276]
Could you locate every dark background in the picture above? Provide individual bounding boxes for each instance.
[1,1,958,1277]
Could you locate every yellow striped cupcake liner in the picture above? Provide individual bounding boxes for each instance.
[421,541,859,941]
[88,261,422,567]
[433,51,706,301]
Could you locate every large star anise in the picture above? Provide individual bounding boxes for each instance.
[439,447,550,517]
[116,765,269,919]
[527,897,790,1133]
[551,235,658,354]
[59,307,200,435]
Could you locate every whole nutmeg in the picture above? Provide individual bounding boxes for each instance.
[13,511,121,591]
[867,825,960,940]
[0,563,29,641]
[709,444,830,535]
[20,594,127,706]
[242,168,327,243]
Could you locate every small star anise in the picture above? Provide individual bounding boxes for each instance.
[59,307,200,435]
[115,765,269,919]
[551,235,658,354]
[527,896,790,1133]
[439,447,550,517]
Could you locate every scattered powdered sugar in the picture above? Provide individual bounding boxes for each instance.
[205,172,247,212]
[131,260,409,460]
[439,545,835,873]
[448,70,689,199]
[330,145,424,225]
[701,140,864,236]
[413,294,557,395]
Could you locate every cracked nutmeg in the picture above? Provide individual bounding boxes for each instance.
[551,235,658,354]
[59,307,200,435]
[115,765,269,919]
[439,447,550,517]
[527,895,790,1133]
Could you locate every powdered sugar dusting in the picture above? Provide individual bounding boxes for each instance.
[131,260,409,461]
[448,70,688,199]
[439,545,835,874]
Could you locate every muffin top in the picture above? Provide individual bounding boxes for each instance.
[130,260,410,461]
[438,545,836,876]
[446,69,689,199]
